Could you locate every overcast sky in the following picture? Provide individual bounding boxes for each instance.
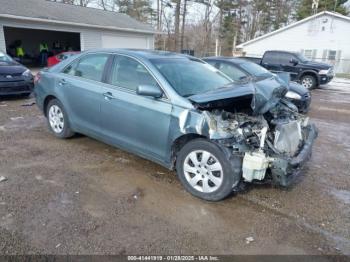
[89,0,350,26]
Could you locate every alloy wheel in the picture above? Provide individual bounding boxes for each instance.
[301,76,314,89]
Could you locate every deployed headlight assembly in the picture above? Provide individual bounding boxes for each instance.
[285,91,302,100]
[319,69,329,75]
[22,69,32,77]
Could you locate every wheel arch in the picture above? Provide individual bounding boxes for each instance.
[300,70,319,86]
[43,95,58,117]
[170,133,206,170]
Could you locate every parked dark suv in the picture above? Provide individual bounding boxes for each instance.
[242,50,334,89]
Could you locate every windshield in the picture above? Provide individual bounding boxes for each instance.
[240,61,272,78]
[151,58,232,97]
[295,53,309,63]
[0,52,13,63]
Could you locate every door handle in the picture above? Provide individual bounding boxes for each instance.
[58,79,67,86]
[103,92,115,100]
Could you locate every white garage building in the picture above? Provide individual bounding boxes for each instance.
[237,11,350,74]
[0,0,155,63]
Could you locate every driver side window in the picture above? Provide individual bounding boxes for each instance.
[218,63,247,81]
[109,56,159,91]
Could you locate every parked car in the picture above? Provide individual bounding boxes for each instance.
[203,57,311,113]
[34,50,317,201]
[240,50,334,89]
[0,51,33,97]
[47,51,80,67]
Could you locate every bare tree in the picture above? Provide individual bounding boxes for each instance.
[180,0,187,51]
[173,0,182,51]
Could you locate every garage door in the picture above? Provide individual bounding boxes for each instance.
[101,35,149,49]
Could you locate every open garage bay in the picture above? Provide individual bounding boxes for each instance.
[4,27,81,66]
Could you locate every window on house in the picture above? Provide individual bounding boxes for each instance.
[328,50,337,60]
[304,50,313,59]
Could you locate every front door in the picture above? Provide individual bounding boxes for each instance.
[279,53,300,81]
[100,55,172,161]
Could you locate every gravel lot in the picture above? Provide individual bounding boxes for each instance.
[0,79,349,255]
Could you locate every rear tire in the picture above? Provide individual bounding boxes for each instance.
[46,99,74,139]
[176,138,241,201]
[300,75,317,89]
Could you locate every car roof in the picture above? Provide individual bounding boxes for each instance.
[83,49,194,60]
[265,50,298,55]
[202,56,249,65]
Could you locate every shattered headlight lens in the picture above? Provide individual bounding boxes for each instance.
[22,69,33,78]
[285,91,301,100]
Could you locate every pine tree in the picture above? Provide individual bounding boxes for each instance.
[296,0,348,20]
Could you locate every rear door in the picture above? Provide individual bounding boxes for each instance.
[261,51,282,72]
[59,53,111,134]
[99,55,172,161]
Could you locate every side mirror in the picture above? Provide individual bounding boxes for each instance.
[137,85,163,98]
[289,58,299,65]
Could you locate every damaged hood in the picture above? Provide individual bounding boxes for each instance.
[188,79,287,114]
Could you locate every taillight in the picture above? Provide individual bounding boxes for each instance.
[34,73,41,84]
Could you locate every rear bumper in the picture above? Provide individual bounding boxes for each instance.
[270,123,318,186]
[0,80,34,95]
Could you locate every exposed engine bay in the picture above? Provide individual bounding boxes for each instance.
[180,94,318,187]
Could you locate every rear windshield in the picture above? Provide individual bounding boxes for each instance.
[0,52,13,62]
[151,58,232,97]
[295,53,309,63]
[240,61,272,78]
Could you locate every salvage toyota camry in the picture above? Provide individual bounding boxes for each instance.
[34,50,317,201]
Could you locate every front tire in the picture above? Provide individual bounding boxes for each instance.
[176,139,241,201]
[46,99,74,139]
[301,75,317,89]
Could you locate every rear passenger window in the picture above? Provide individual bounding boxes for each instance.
[263,52,280,64]
[109,56,158,91]
[64,54,109,82]
[62,60,78,75]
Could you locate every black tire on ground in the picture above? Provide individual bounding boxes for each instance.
[175,138,241,201]
[300,74,317,89]
[46,99,75,139]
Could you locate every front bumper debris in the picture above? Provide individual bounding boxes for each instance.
[319,74,333,85]
[269,123,318,186]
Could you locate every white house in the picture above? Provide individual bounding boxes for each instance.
[0,0,155,60]
[237,11,350,74]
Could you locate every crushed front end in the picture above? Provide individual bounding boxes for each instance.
[183,82,318,187]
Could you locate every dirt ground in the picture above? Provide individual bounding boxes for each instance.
[0,79,349,256]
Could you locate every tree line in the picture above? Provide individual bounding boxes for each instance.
[50,0,349,56]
